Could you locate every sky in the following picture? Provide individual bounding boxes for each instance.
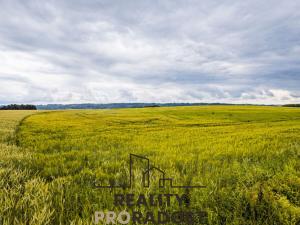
[0,0,300,105]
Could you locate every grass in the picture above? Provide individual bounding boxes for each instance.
[1,106,300,224]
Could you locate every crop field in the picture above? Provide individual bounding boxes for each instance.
[0,106,300,224]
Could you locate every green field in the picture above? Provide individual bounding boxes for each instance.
[1,106,300,224]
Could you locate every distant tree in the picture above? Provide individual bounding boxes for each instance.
[144,104,160,108]
[0,104,37,110]
[283,104,300,107]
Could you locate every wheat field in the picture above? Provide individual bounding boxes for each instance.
[0,106,300,224]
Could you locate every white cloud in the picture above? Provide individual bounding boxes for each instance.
[0,0,299,104]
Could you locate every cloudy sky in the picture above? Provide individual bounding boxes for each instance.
[0,0,300,104]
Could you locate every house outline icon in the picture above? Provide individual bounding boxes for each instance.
[95,153,206,189]
[142,166,165,188]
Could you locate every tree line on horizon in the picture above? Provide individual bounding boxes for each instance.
[0,104,37,110]
[1,103,299,110]
[283,104,300,107]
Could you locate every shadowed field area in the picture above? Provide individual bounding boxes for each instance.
[1,106,300,224]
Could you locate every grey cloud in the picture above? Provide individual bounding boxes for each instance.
[0,0,299,104]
